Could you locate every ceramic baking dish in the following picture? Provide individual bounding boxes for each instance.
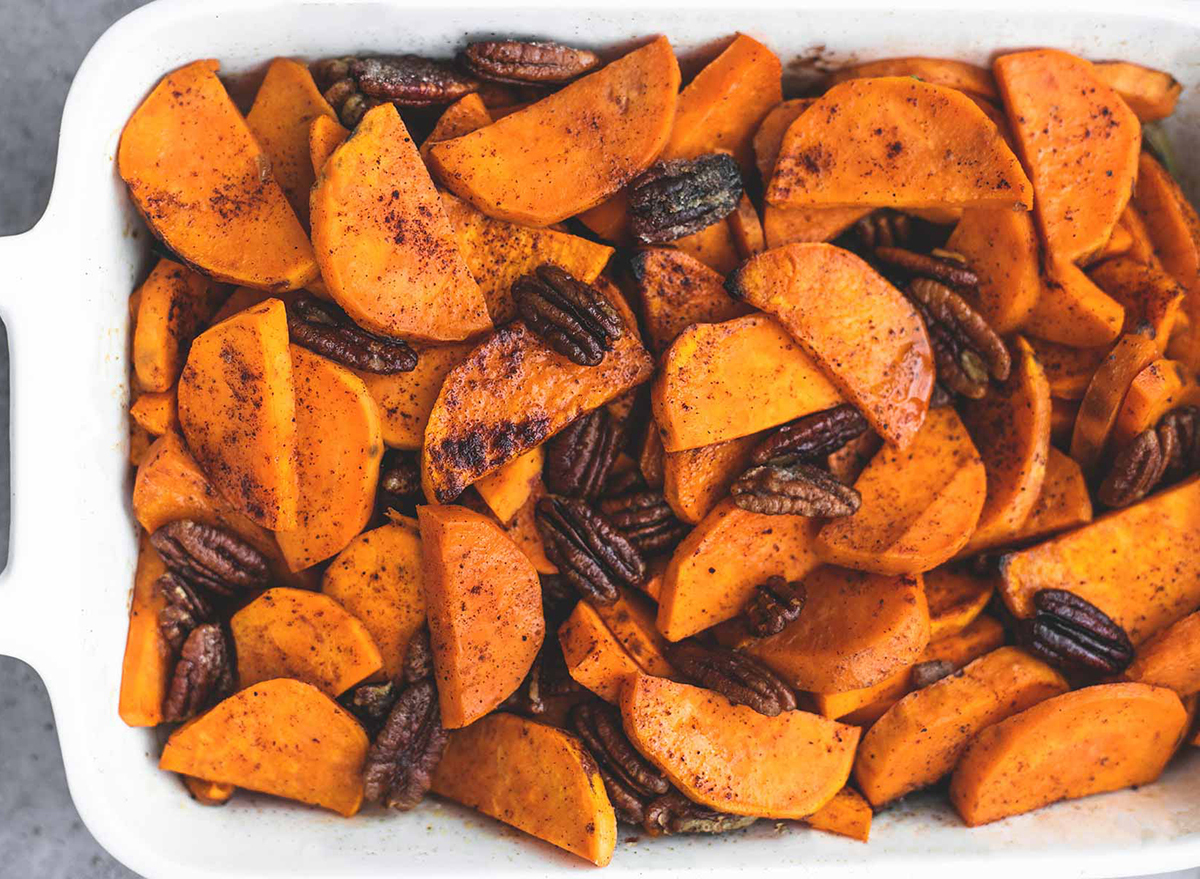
[2,0,1199,875]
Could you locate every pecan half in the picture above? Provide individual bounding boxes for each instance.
[731,462,861,517]
[1021,589,1134,676]
[340,682,398,737]
[874,246,980,289]
[352,55,479,105]
[628,154,743,244]
[462,40,601,84]
[907,277,1011,399]
[603,467,647,499]
[502,639,581,717]
[287,295,417,374]
[644,791,759,835]
[570,700,670,826]
[910,659,957,689]
[157,572,214,654]
[514,264,625,366]
[544,407,623,500]
[539,574,580,627]
[749,404,870,466]
[163,624,234,722]
[378,449,423,516]
[742,576,807,638]
[1159,406,1200,482]
[854,209,916,250]
[667,642,797,717]
[535,497,646,605]
[599,490,689,555]
[150,520,270,596]
[1097,426,1167,508]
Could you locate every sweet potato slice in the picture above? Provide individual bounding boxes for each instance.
[1026,337,1106,401]
[1125,611,1200,696]
[118,60,317,290]
[431,713,616,866]
[818,407,986,575]
[767,78,1030,211]
[638,424,666,489]
[118,535,171,727]
[1069,331,1160,470]
[133,259,213,392]
[657,498,822,641]
[949,683,1186,826]
[322,523,426,682]
[1092,61,1182,122]
[246,58,337,225]
[1002,446,1093,546]
[430,37,679,226]
[590,587,674,678]
[497,479,558,575]
[999,476,1200,643]
[1120,203,1158,264]
[1088,222,1135,265]
[946,208,1040,334]
[357,342,473,450]
[231,588,383,695]
[474,445,543,524]
[925,565,994,642]
[130,390,177,436]
[418,505,544,727]
[621,673,859,819]
[959,337,1051,553]
[1090,256,1186,349]
[672,218,742,276]
[994,50,1140,263]
[855,647,1069,806]
[663,431,764,524]
[763,206,871,249]
[728,243,934,448]
[308,114,348,175]
[420,93,492,160]
[826,57,996,98]
[1024,256,1125,348]
[729,195,766,258]
[177,299,299,530]
[159,678,368,817]
[183,776,235,806]
[754,99,814,182]
[1111,358,1199,449]
[559,601,642,702]
[803,787,871,842]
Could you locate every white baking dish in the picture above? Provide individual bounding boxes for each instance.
[2,0,1199,875]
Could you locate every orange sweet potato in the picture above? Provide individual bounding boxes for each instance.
[590,587,674,678]
[855,647,1069,806]
[357,342,473,450]
[729,195,766,259]
[312,104,491,342]
[130,390,177,436]
[418,505,544,727]
[657,498,822,641]
[663,431,764,524]
[322,523,426,682]
[231,588,383,696]
[728,243,933,448]
[183,776,235,806]
[994,50,1140,263]
[767,78,1030,211]
[474,445,543,524]
[420,93,492,160]
[119,60,318,290]
[432,713,616,866]
[1125,611,1200,696]
[621,673,859,819]
[177,298,299,529]
[1051,396,1080,446]
[925,565,994,642]
[160,678,368,817]
[638,424,666,490]
[672,217,743,276]
[826,57,997,99]
[1002,446,1093,547]
[133,259,213,392]
[308,114,348,175]
[118,535,171,727]
[754,99,814,182]
[1069,331,1160,470]
[559,601,642,702]
[245,58,337,225]
[1026,337,1106,400]
[762,205,871,249]
[1120,203,1158,264]
[818,407,986,575]
[1087,222,1135,265]
[1024,256,1125,348]
[207,286,295,326]
[1111,358,1199,449]
[949,683,1186,826]
[630,248,751,355]
[1090,256,1186,350]
[946,208,1040,334]
[999,476,1200,643]
[1092,61,1182,122]
[497,479,558,575]
[430,37,679,226]
[803,787,871,842]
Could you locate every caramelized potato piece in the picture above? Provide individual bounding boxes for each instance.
[663,431,765,524]
[308,114,348,175]
[1125,611,1200,696]
[630,248,750,354]
[754,98,815,181]
[826,57,996,98]
[118,535,171,727]
[999,446,1093,547]
[1090,256,1186,350]
[357,342,472,450]
[763,205,871,249]
[925,565,994,642]
[1026,337,1106,401]
[803,787,871,842]
[1069,332,1160,470]
[496,479,558,575]
[133,259,213,393]
[729,195,766,259]
[946,208,1040,334]
[1092,61,1182,122]
[559,601,642,702]
[1024,256,1125,348]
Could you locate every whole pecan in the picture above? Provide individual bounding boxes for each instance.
[378,449,423,516]
[157,572,215,655]
[628,154,743,244]
[287,295,417,374]
[544,407,623,500]
[1097,425,1168,509]
[742,576,807,638]
[535,497,646,605]
[1021,589,1134,676]
[514,264,625,366]
[909,659,958,690]
[874,246,980,289]
[1159,406,1200,482]
[907,277,1011,399]
[644,791,759,835]
[340,681,399,737]
[352,55,479,105]
[462,40,601,84]
[603,466,647,499]
[163,624,234,722]
[569,700,670,826]
[502,638,581,717]
[539,574,580,627]
[731,462,861,517]
[854,209,916,250]
[667,642,797,717]
[598,490,689,555]
[750,404,870,467]
[150,520,270,596]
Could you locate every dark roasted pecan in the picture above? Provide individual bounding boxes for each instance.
[150,520,270,596]
[1097,426,1167,508]
[340,682,398,736]
[502,639,581,716]
[603,467,647,498]
[910,659,957,690]
[1160,406,1200,482]
[401,627,435,685]
[731,462,861,517]
[163,624,234,722]
[750,404,870,466]
[544,407,623,499]
[929,382,953,409]
[874,246,980,289]
[628,154,743,244]
[570,700,670,826]
[514,264,625,366]
[287,295,417,374]
[907,277,1011,399]
[377,449,423,517]
[743,576,806,638]
[157,572,214,654]
[352,55,479,105]
[1021,589,1134,676]
[539,574,579,627]
[667,642,797,716]
[644,791,759,836]
[535,497,646,605]
[854,210,915,250]
[462,40,601,84]
[599,490,689,555]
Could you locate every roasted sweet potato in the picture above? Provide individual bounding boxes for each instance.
[1026,337,1106,401]
[497,479,558,575]
[322,523,426,682]
[1120,203,1158,264]
[994,50,1140,263]
[1090,256,1185,350]
[1092,61,1182,122]
[949,683,1186,826]
[308,113,348,175]
[621,673,859,819]
[231,588,383,695]
[657,498,822,641]
[183,776,235,806]
[418,505,544,727]
[767,78,1030,211]
[177,299,299,530]
[207,286,290,326]
[855,647,1069,806]
[311,104,491,342]
[663,431,764,524]
[753,99,814,182]
[559,601,642,702]
[999,476,1200,643]
[729,195,765,259]
[118,60,318,290]
[1069,331,1160,470]
[118,535,171,727]
[1125,611,1200,696]
[672,218,743,277]
[728,243,933,449]
[638,424,666,490]
[357,342,473,450]
[763,205,871,249]
[818,408,986,575]
[1024,256,1125,348]
[431,713,616,866]
[590,587,674,678]
[1088,221,1135,265]
[246,58,337,225]
[925,565,994,642]
[1001,446,1093,546]
[1111,358,1199,449]
[430,37,679,226]
[803,787,871,842]
[945,208,1040,334]
[130,390,177,436]
[133,259,213,393]
[159,678,368,817]
[632,249,748,354]
[420,93,492,160]
[827,57,997,99]
[474,445,543,524]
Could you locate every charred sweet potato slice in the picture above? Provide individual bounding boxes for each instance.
[1092,61,1181,122]
[1069,331,1160,470]
[1090,256,1186,350]
[925,565,995,642]
[1024,256,1125,349]
[118,535,171,727]
[1026,337,1106,401]
[1125,611,1200,696]
[308,114,348,175]
[803,787,872,842]
[826,57,996,98]
[946,208,1040,334]
[432,713,617,866]
[420,93,492,160]
[559,601,642,702]
[663,431,765,524]
[949,683,1186,825]
[133,259,213,393]
[1111,359,1199,449]
[357,342,473,450]
[160,678,368,817]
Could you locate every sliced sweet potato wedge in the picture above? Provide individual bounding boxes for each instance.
[497,479,558,575]
[159,678,368,817]
[431,713,616,866]
[357,342,473,450]
[133,259,213,392]
[1069,331,1160,470]
[118,535,171,727]
[1024,256,1125,348]
[118,60,318,290]
[729,195,766,258]
[1026,337,1106,401]
[754,98,814,182]
[1125,611,1200,696]
[803,787,871,842]
[420,93,492,160]
[1092,61,1181,122]
[925,565,994,642]
[1088,221,1135,264]
[763,205,871,249]
[1001,446,1093,547]
[949,683,1186,826]
[728,243,934,448]
[826,57,996,98]
[946,208,1040,334]
[672,218,743,277]
[183,776,235,806]
[855,647,1069,806]
[308,114,348,175]
[621,673,859,819]
[130,390,177,436]
[559,601,642,702]
[1111,358,1199,449]
[663,431,765,524]
[1120,203,1158,264]
[638,424,666,490]
[589,587,674,678]
[1090,256,1186,350]
[230,588,383,696]
[474,445,543,524]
